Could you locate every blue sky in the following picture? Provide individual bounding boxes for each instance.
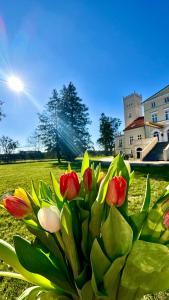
[0,0,169,148]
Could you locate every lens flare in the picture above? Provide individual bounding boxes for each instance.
[7,75,24,92]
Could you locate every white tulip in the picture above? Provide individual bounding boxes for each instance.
[38,206,61,233]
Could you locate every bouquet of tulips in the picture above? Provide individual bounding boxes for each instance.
[1,153,169,300]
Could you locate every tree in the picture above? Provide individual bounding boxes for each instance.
[97,113,121,155]
[0,101,5,121]
[37,83,92,161]
[0,136,19,161]
[37,89,62,162]
[28,129,42,152]
[59,82,92,160]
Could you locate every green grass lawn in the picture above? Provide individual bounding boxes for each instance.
[0,160,169,299]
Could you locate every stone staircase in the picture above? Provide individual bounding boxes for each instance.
[143,142,168,161]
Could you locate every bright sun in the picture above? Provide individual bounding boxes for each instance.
[7,75,24,93]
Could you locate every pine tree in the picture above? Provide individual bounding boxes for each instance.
[59,82,92,160]
[97,113,121,155]
[37,83,92,161]
[37,89,62,162]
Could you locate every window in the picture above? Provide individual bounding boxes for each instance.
[152,113,158,123]
[151,102,156,108]
[129,136,134,145]
[165,110,169,120]
[119,139,122,147]
[128,112,132,118]
[165,97,169,103]
[153,131,159,141]
[138,134,142,140]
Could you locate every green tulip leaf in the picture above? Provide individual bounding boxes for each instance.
[95,163,101,182]
[39,181,53,203]
[68,163,71,172]
[121,240,169,293]
[117,286,145,300]
[141,174,151,212]
[115,154,130,184]
[103,255,127,298]
[91,238,111,292]
[75,264,89,289]
[101,206,133,261]
[13,235,74,293]
[50,172,63,210]
[129,171,134,186]
[39,293,71,300]
[26,192,39,215]
[0,239,55,290]
[61,203,81,277]
[129,211,147,240]
[81,151,89,176]
[89,156,120,241]
[31,181,40,206]
[17,286,43,300]
[81,281,95,300]
[81,217,89,259]
[140,206,164,242]
[79,207,89,222]
[24,224,69,279]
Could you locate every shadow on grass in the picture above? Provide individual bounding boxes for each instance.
[132,165,169,181]
[52,160,82,172]
[51,159,102,172]
[95,161,169,181]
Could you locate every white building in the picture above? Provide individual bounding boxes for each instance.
[115,85,169,161]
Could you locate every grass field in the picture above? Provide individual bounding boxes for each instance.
[0,159,169,299]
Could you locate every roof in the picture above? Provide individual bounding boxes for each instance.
[124,116,144,131]
[143,84,169,103]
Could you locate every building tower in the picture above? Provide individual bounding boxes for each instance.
[123,92,142,128]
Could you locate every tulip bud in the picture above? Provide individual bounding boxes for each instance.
[163,210,169,229]
[3,195,32,219]
[60,171,80,201]
[38,206,61,233]
[14,188,31,207]
[105,176,127,207]
[97,171,105,185]
[83,167,92,192]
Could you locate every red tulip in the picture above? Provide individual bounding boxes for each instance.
[60,171,80,201]
[83,167,92,192]
[163,210,169,228]
[3,195,32,219]
[105,176,127,207]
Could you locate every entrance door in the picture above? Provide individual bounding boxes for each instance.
[167,130,169,142]
[154,131,159,141]
[136,148,142,159]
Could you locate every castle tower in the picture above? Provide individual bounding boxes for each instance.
[123,92,142,128]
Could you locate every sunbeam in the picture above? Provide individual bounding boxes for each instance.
[24,90,43,112]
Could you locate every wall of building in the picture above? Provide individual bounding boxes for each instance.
[144,92,169,124]
[163,144,169,161]
[123,92,142,128]
[115,87,169,160]
[114,135,125,154]
[115,127,148,158]
[124,127,145,153]
[145,125,169,142]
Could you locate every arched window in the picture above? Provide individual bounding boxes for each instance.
[153,131,159,141]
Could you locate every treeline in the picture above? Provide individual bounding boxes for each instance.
[0,82,121,162]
